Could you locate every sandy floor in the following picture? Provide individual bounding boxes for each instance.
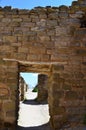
[18,89,50,127]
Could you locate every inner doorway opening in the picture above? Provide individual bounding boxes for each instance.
[17,72,50,129]
[19,72,38,101]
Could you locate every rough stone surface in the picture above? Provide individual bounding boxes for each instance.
[0,0,86,129]
[37,74,48,102]
[19,76,28,101]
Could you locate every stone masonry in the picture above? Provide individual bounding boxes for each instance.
[37,74,48,102]
[19,76,28,101]
[0,0,86,129]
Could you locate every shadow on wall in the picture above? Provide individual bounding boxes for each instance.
[17,122,52,130]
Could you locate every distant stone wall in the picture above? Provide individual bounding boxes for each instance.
[19,76,28,101]
[0,0,86,129]
[37,74,48,102]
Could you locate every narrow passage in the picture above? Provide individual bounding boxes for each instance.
[17,89,52,130]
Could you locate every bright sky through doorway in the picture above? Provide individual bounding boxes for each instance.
[20,73,38,88]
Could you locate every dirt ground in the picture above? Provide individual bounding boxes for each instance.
[17,89,52,130]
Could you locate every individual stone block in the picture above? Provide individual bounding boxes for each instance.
[76,49,86,56]
[12,18,22,22]
[59,5,69,12]
[3,101,16,112]
[62,84,71,90]
[3,36,17,43]
[27,54,41,61]
[51,73,60,81]
[18,47,29,53]
[52,114,67,129]
[40,54,50,61]
[0,101,2,112]
[2,18,11,22]
[0,83,10,99]
[51,54,68,62]
[55,26,69,36]
[65,91,78,100]
[29,47,45,54]
[38,35,50,42]
[0,14,4,18]
[52,106,65,115]
[52,64,64,72]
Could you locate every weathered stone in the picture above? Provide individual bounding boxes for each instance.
[3,101,16,112]
[48,12,59,20]
[63,84,71,90]
[52,114,67,129]
[27,54,41,61]
[6,110,16,117]
[21,22,35,27]
[0,102,2,111]
[18,47,28,53]
[29,47,46,54]
[52,90,64,99]
[65,91,78,100]
[52,64,64,72]
[0,83,9,97]
[59,5,69,12]
[0,88,9,97]
[0,14,4,18]
[55,36,71,46]
[12,18,22,22]
[76,49,86,56]
[55,26,68,36]
[51,73,60,81]
[37,74,48,102]
[51,82,60,89]
[58,12,69,18]
[3,36,17,43]
[38,35,50,41]
[19,76,28,101]
[40,54,50,61]
[2,18,11,23]
[0,0,86,129]
[51,54,68,61]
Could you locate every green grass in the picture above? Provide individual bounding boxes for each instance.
[32,87,38,92]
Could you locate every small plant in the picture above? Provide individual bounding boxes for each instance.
[83,114,86,125]
[32,87,38,92]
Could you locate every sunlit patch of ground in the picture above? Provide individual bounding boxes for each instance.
[18,89,50,127]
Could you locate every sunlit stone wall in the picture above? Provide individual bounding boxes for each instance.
[37,74,48,102]
[0,0,86,129]
[19,76,28,101]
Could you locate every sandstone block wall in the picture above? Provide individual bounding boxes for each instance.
[19,76,28,101]
[0,60,18,130]
[37,74,48,102]
[0,0,86,129]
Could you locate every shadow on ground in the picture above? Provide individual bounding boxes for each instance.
[23,99,48,105]
[17,122,52,130]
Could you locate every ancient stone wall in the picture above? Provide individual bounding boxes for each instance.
[37,74,48,102]
[0,60,18,129]
[19,76,28,101]
[0,0,86,129]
